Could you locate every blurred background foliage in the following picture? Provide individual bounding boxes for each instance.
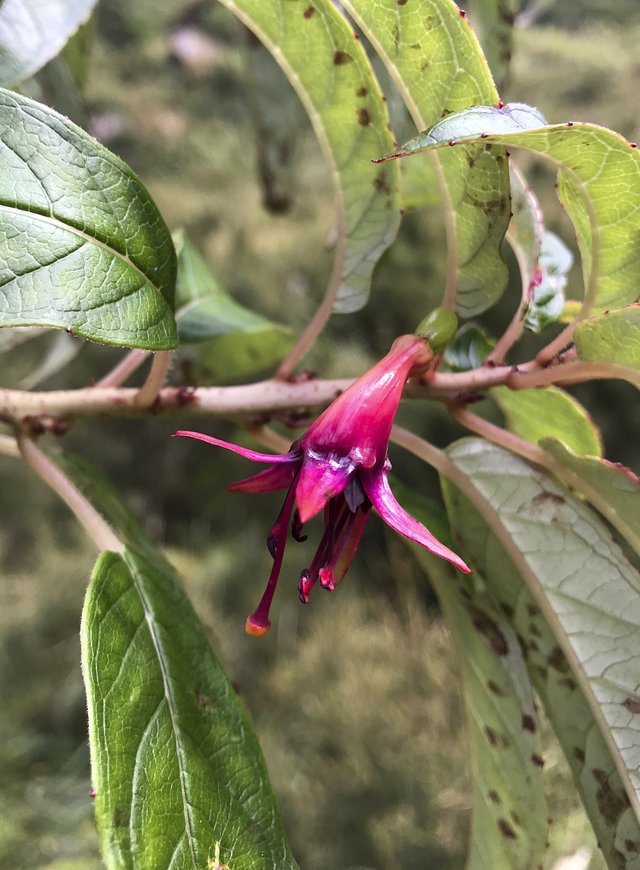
[1,1,639,867]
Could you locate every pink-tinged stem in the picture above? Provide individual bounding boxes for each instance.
[16,430,123,554]
[95,348,150,387]
[134,351,174,408]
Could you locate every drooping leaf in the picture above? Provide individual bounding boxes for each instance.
[444,439,640,841]
[441,447,640,868]
[491,385,602,456]
[464,0,519,89]
[541,437,640,554]
[0,0,98,86]
[397,484,548,867]
[341,0,511,317]
[379,103,640,314]
[0,89,177,349]
[575,304,640,370]
[83,548,298,870]
[175,233,294,381]
[443,322,494,372]
[71,456,298,869]
[426,558,548,869]
[217,0,399,313]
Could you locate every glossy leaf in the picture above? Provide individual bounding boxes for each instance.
[441,449,640,868]
[342,0,511,317]
[445,439,640,835]
[0,89,177,349]
[492,386,602,456]
[83,548,298,870]
[380,103,640,314]
[218,0,399,314]
[0,0,97,86]
[575,304,640,369]
[541,437,640,554]
[443,322,494,372]
[175,234,294,381]
[72,456,298,869]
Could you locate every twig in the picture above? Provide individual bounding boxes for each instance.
[134,351,174,408]
[95,348,150,388]
[16,429,123,553]
[0,433,19,458]
[276,224,347,379]
[244,424,291,454]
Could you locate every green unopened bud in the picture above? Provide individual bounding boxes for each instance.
[415,308,458,354]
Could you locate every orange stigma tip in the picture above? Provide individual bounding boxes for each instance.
[245,616,271,637]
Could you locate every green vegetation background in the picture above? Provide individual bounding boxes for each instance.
[1,1,639,867]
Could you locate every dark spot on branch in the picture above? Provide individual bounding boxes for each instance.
[528,621,542,638]
[531,754,545,768]
[573,747,586,763]
[527,603,539,617]
[487,680,505,697]
[625,839,640,854]
[303,5,315,17]
[356,86,367,98]
[522,714,536,733]
[373,170,391,194]
[358,108,370,126]
[488,789,501,805]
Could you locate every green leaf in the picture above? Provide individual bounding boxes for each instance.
[492,385,602,456]
[83,548,298,870]
[69,456,298,869]
[0,89,177,349]
[420,556,548,869]
[445,439,640,842]
[441,446,640,868]
[443,322,494,372]
[343,0,511,316]
[575,304,640,369]
[175,233,294,381]
[0,0,98,86]
[464,0,519,89]
[218,0,399,314]
[541,437,640,555]
[381,103,640,314]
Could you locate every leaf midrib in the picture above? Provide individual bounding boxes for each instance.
[126,554,199,868]
[0,202,165,302]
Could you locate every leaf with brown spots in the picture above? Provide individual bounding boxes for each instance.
[442,438,640,868]
[410,550,548,869]
[218,0,399,313]
[342,0,511,316]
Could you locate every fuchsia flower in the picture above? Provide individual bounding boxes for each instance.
[175,334,469,636]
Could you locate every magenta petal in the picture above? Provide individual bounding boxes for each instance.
[361,469,471,574]
[173,430,297,464]
[295,454,354,523]
[228,463,297,494]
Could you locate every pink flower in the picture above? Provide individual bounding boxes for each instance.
[175,335,469,636]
